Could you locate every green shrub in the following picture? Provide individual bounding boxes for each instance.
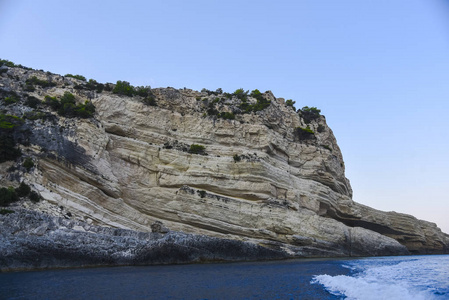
[104,83,113,92]
[74,101,95,118]
[24,83,35,92]
[223,92,233,99]
[25,96,41,108]
[143,96,157,106]
[295,126,315,140]
[26,76,56,88]
[96,84,104,93]
[23,157,34,170]
[44,95,60,110]
[0,114,23,130]
[219,112,235,120]
[15,182,31,197]
[300,106,321,123]
[0,134,21,163]
[201,88,221,96]
[233,154,241,162]
[44,93,95,118]
[285,99,295,106]
[189,144,206,155]
[0,114,24,163]
[302,106,321,114]
[206,101,219,116]
[29,191,40,203]
[57,92,76,116]
[113,80,134,96]
[321,144,332,152]
[4,95,19,105]
[65,74,87,81]
[134,86,151,97]
[59,102,75,117]
[0,59,32,70]
[74,84,84,92]
[237,89,271,113]
[197,190,206,198]
[0,187,19,206]
[0,208,14,215]
[83,79,104,93]
[250,89,262,98]
[300,126,314,134]
[234,88,248,101]
[134,86,156,105]
[60,91,76,106]
[23,110,49,121]
[0,59,16,68]
[1,90,20,105]
[286,99,296,111]
[250,90,271,112]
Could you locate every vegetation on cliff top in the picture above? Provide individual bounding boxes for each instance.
[25,76,57,89]
[202,88,273,120]
[74,79,112,94]
[65,74,86,81]
[112,80,156,106]
[44,92,95,118]
[2,58,325,135]
[299,106,321,123]
[2,58,327,120]
[0,59,32,70]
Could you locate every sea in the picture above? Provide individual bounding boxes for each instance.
[0,255,448,299]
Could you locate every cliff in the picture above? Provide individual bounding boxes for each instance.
[1,62,447,271]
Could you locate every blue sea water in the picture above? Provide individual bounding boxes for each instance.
[0,255,448,299]
[312,255,449,300]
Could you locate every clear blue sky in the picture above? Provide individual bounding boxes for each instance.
[1,0,449,233]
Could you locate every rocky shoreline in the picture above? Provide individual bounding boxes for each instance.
[1,207,414,272]
[0,209,289,272]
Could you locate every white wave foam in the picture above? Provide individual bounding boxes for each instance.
[311,255,449,300]
[341,264,357,271]
[311,274,430,300]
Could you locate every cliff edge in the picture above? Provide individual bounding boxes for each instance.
[1,61,447,271]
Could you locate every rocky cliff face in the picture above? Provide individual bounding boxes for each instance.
[0,63,447,270]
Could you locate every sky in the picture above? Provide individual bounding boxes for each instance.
[1,0,449,233]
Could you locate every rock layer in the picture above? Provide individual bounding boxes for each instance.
[0,64,448,270]
[0,209,287,272]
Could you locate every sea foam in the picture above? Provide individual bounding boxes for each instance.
[311,255,449,300]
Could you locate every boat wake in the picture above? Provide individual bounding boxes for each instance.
[311,255,449,300]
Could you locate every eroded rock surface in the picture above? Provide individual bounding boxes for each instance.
[0,64,447,270]
[0,209,286,272]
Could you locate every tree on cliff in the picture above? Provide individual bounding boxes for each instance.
[113,81,134,97]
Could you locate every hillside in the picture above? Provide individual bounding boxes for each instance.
[1,60,447,271]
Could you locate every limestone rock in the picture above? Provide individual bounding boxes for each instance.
[0,209,286,271]
[151,221,169,234]
[0,64,447,270]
